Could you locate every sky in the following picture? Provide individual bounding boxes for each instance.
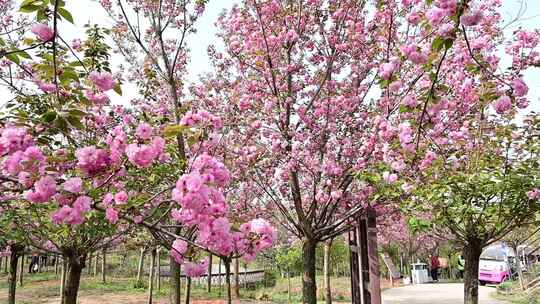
[2,0,540,113]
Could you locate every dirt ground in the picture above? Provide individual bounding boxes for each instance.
[40,295,241,304]
[0,279,257,304]
[0,275,399,304]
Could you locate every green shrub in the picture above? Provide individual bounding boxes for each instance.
[262,269,278,287]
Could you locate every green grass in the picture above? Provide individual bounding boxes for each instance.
[493,278,540,304]
[2,270,354,303]
[236,275,352,303]
[494,289,540,304]
[0,272,57,289]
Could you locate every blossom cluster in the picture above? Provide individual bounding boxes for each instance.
[527,189,540,200]
[0,246,11,257]
[180,110,223,130]
[169,154,276,276]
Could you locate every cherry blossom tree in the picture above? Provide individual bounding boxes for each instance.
[0,1,276,304]
[413,113,540,304]
[192,0,539,302]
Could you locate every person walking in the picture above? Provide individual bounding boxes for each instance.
[457,254,465,279]
[29,253,39,273]
[430,254,440,282]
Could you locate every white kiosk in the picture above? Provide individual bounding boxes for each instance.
[411,262,429,284]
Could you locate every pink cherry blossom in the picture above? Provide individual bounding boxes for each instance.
[512,78,528,97]
[136,122,153,140]
[51,196,92,226]
[493,96,512,114]
[105,207,119,224]
[75,146,111,176]
[72,38,83,50]
[184,257,209,277]
[125,143,159,167]
[103,192,114,207]
[114,191,128,204]
[460,10,483,27]
[379,62,396,80]
[31,23,54,41]
[84,90,110,105]
[88,71,116,92]
[24,176,57,203]
[170,239,188,263]
[180,110,223,130]
[0,127,34,154]
[382,171,398,184]
[184,172,203,192]
[36,81,56,93]
[62,177,83,193]
[133,215,143,224]
[526,189,540,200]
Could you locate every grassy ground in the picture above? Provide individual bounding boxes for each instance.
[493,288,540,304]
[0,271,361,303]
[492,275,540,304]
[239,275,353,303]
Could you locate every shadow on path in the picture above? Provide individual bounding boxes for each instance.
[382,283,508,304]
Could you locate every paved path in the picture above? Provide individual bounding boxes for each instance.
[382,283,507,304]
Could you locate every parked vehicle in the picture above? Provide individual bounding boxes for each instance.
[478,244,511,285]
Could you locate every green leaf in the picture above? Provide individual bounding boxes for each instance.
[59,70,78,83]
[399,105,411,113]
[36,9,47,22]
[17,50,32,59]
[432,37,444,52]
[21,0,40,6]
[42,111,57,122]
[164,125,187,138]
[444,38,454,50]
[66,115,84,130]
[55,116,68,132]
[68,109,87,117]
[57,8,74,24]
[5,53,20,64]
[378,78,390,88]
[113,83,122,95]
[19,4,41,12]
[69,61,84,67]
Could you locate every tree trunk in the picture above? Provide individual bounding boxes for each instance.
[93,253,98,277]
[170,253,182,304]
[60,258,67,304]
[54,256,59,276]
[218,258,223,296]
[63,253,85,304]
[7,245,23,304]
[234,257,240,298]
[511,245,525,290]
[137,248,146,284]
[302,239,317,304]
[18,253,24,286]
[101,248,107,284]
[324,241,332,304]
[184,276,192,304]
[207,253,212,293]
[157,248,161,290]
[148,248,156,304]
[287,269,292,304]
[4,254,9,273]
[224,258,232,304]
[464,241,483,304]
[87,253,93,275]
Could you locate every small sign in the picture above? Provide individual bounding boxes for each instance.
[381,252,401,279]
